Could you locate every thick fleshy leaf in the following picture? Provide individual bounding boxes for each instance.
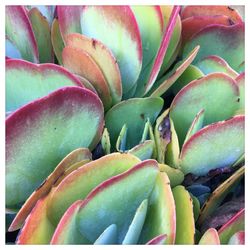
[105,97,163,149]
[51,18,64,65]
[149,45,200,97]
[181,15,233,45]
[173,185,195,244]
[218,209,245,244]
[159,164,184,187]
[81,6,142,95]
[171,64,204,95]
[198,166,244,226]
[57,6,82,39]
[94,224,117,245]
[101,128,111,155]
[76,160,158,243]
[159,6,182,76]
[165,118,180,168]
[146,234,167,245]
[145,6,181,94]
[9,148,91,231]
[183,23,244,71]
[181,5,243,23]
[51,200,86,244]
[154,109,171,163]
[28,7,53,63]
[128,140,154,161]
[65,33,122,105]
[47,153,141,225]
[199,228,220,245]
[189,194,200,222]
[6,59,83,113]
[17,195,55,244]
[5,38,22,59]
[187,184,210,197]
[170,73,240,146]
[6,87,104,208]
[235,73,245,113]
[180,116,244,176]
[195,55,238,79]
[139,172,176,244]
[130,6,163,97]
[116,124,127,152]
[62,46,112,110]
[228,231,245,245]
[183,109,204,144]
[122,199,148,244]
[6,6,39,62]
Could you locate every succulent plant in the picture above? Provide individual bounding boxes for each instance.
[6,5,245,245]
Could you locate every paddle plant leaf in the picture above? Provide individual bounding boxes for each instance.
[94,224,118,245]
[228,231,245,245]
[6,87,104,208]
[198,228,220,245]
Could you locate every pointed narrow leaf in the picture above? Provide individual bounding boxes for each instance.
[139,172,176,244]
[6,87,104,208]
[170,73,240,146]
[199,228,220,245]
[101,128,111,155]
[62,46,112,110]
[81,6,142,95]
[116,124,127,152]
[47,153,141,225]
[218,209,245,244]
[105,97,163,149]
[28,7,53,63]
[51,18,64,65]
[122,199,148,244]
[173,185,195,244]
[128,140,154,161]
[94,224,117,245]
[76,160,158,243]
[180,116,244,176]
[6,6,39,62]
[145,6,181,93]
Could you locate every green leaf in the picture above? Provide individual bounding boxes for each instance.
[122,199,148,244]
[159,164,184,187]
[105,97,163,149]
[94,224,118,245]
[199,228,220,245]
[180,116,245,176]
[128,140,155,161]
[76,160,158,243]
[6,87,104,208]
[172,185,195,244]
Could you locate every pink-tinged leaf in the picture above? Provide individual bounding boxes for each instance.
[28,7,54,63]
[180,116,244,176]
[6,59,84,113]
[218,208,245,244]
[77,160,158,244]
[57,6,82,40]
[139,172,176,244]
[51,18,64,65]
[47,153,141,226]
[16,195,55,244]
[6,87,104,209]
[199,228,220,245]
[145,6,181,94]
[149,45,200,97]
[181,6,243,23]
[182,15,233,45]
[62,46,112,110]
[6,6,39,62]
[65,33,122,105]
[51,200,88,244]
[9,148,91,232]
[228,231,245,245]
[235,72,245,113]
[74,74,98,94]
[146,234,167,245]
[196,55,239,79]
[183,23,244,71]
[81,6,142,95]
